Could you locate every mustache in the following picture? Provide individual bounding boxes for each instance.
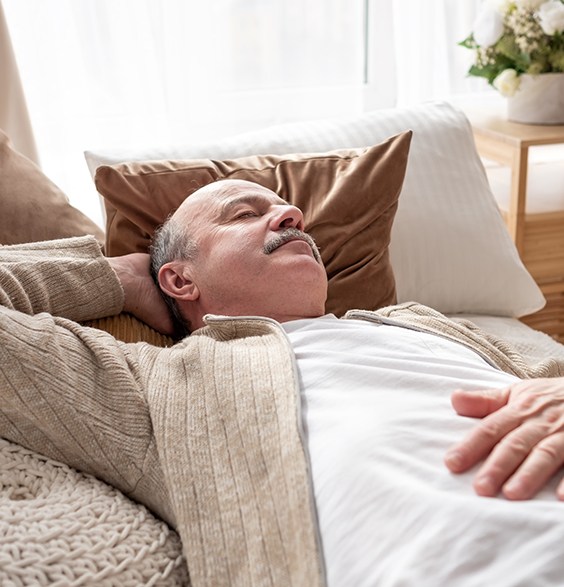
[264,227,322,263]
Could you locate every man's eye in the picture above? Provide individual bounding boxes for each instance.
[236,211,257,219]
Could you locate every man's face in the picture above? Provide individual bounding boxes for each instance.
[170,180,328,324]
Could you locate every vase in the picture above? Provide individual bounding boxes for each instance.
[507,72,564,125]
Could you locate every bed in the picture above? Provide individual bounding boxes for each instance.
[1,101,564,586]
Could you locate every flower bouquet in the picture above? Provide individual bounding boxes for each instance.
[460,0,564,97]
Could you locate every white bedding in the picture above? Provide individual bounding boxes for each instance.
[284,315,564,587]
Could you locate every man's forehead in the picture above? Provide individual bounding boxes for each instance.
[216,188,287,207]
[181,181,287,214]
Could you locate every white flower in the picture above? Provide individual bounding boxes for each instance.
[473,3,505,46]
[487,0,512,14]
[538,0,564,34]
[461,0,563,94]
[493,68,521,96]
[515,0,548,9]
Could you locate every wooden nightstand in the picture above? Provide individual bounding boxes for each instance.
[466,108,564,342]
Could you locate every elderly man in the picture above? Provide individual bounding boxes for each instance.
[2,178,564,586]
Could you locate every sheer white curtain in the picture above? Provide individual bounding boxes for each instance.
[365,0,490,108]
[393,0,489,104]
[3,0,488,226]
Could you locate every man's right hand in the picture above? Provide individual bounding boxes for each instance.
[107,253,175,336]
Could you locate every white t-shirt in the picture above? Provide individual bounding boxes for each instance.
[283,315,564,587]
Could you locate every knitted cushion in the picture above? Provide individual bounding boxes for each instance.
[0,438,188,586]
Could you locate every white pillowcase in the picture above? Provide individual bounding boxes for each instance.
[85,101,544,317]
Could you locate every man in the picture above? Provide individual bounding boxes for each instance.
[2,178,564,586]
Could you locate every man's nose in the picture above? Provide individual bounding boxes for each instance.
[269,205,305,231]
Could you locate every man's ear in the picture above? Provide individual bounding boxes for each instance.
[158,261,200,301]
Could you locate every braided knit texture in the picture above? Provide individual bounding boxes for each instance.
[0,438,189,586]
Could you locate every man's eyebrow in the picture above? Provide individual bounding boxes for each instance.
[217,194,288,221]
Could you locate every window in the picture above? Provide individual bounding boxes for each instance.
[3,0,484,225]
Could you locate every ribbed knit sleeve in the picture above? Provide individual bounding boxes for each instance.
[0,236,124,321]
[0,237,168,520]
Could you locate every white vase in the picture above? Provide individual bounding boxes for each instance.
[507,72,564,125]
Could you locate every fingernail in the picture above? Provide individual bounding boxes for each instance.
[474,475,495,496]
[444,450,462,471]
[503,478,523,499]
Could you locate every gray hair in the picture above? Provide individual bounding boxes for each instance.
[150,217,197,337]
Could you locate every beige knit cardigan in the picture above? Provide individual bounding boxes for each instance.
[1,236,562,587]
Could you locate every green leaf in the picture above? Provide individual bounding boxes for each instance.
[496,36,520,61]
[468,63,503,84]
[459,34,476,50]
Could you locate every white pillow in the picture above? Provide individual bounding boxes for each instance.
[85,101,544,317]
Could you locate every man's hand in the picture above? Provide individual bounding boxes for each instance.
[107,253,175,336]
[444,377,564,500]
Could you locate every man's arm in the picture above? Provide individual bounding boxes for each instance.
[1,236,174,334]
[0,236,123,320]
[0,237,158,500]
[445,377,564,500]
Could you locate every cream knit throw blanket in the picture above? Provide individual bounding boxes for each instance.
[0,438,188,586]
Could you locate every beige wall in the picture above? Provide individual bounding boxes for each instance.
[0,0,38,163]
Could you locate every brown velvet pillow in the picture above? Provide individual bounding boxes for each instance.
[95,130,412,316]
[0,130,104,246]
